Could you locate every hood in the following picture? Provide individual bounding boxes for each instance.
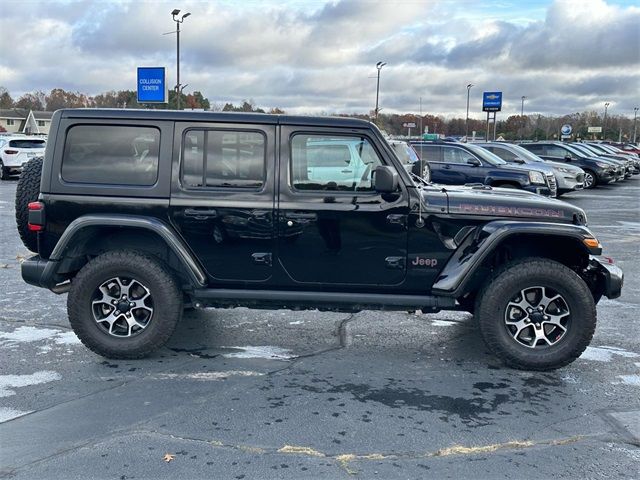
[436,184,587,224]
[543,160,583,173]
[494,163,546,175]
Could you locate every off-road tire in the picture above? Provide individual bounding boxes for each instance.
[15,156,43,252]
[475,258,596,371]
[68,251,183,359]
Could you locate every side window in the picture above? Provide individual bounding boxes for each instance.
[291,134,383,192]
[546,145,568,157]
[490,147,518,161]
[413,145,441,162]
[524,144,544,155]
[61,125,160,185]
[443,147,478,164]
[181,129,265,189]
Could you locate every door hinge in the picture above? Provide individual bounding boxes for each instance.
[386,214,408,227]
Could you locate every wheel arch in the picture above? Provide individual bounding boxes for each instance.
[46,215,207,288]
[432,221,600,301]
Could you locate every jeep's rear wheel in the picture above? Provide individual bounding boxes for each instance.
[68,251,182,359]
[15,156,43,252]
[475,258,596,371]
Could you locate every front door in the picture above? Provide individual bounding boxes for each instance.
[170,121,276,283]
[276,128,409,287]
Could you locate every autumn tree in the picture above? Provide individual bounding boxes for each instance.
[15,91,46,110]
[0,87,14,108]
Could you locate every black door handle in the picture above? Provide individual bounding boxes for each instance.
[341,169,353,173]
[443,165,452,170]
[251,252,272,266]
[185,208,218,218]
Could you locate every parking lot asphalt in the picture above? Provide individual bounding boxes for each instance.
[1,178,639,479]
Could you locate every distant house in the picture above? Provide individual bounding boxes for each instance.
[0,109,53,135]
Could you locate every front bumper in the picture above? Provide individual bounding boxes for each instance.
[596,168,616,184]
[523,185,552,196]
[589,256,623,300]
[555,172,584,192]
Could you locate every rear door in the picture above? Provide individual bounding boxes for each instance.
[275,127,410,287]
[414,144,444,181]
[170,122,276,284]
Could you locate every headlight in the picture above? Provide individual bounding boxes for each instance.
[556,167,572,174]
[529,171,546,185]
[595,161,610,168]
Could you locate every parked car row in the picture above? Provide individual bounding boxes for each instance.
[519,141,639,189]
[401,138,639,196]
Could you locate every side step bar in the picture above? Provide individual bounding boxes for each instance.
[192,288,455,312]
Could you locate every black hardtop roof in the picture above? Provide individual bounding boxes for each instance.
[58,108,373,128]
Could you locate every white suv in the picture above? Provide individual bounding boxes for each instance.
[0,136,46,180]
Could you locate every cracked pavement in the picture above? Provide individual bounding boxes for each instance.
[1,178,639,479]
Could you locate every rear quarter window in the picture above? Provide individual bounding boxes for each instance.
[61,125,160,185]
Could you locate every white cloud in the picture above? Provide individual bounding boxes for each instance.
[0,0,637,117]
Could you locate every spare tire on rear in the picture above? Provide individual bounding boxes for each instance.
[15,156,43,253]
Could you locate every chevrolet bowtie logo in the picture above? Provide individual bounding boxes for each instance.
[486,94,499,100]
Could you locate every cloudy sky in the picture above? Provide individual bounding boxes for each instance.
[1,0,638,118]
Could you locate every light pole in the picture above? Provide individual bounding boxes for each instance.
[633,107,638,143]
[171,9,191,110]
[520,96,526,139]
[465,84,473,140]
[603,102,610,140]
[374,61,386,119]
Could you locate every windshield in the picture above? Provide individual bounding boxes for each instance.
[464,143,507,165]
[391,142,419,164]
[571,144,596,156]
[562,144,588,157]
[8,139,46,149]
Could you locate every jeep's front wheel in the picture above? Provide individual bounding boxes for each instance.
[68,251,182,359]
[475,258,596,371]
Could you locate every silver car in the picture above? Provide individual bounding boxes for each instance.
[476,142,585,196]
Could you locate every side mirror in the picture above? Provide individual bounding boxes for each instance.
[514,158,525,164]
[564,154,572,161]
[374,165,399,193]
[466,158,481,167]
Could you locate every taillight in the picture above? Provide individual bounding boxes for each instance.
[4,149,19,155]
[28,202,45,232]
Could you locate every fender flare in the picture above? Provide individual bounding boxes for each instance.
[44,214,207,287]
[431,220,599,297]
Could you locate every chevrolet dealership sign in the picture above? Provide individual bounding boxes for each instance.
[482,92,502,112]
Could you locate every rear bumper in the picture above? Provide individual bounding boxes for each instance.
[21,255,65,291]
[590,256,623,300]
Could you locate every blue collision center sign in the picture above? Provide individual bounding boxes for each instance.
[137,67,167,103]
[482,91,502,112]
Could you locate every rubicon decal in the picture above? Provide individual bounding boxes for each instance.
[457,204,564,218]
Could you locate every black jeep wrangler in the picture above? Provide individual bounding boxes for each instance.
[16,109,623,370]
